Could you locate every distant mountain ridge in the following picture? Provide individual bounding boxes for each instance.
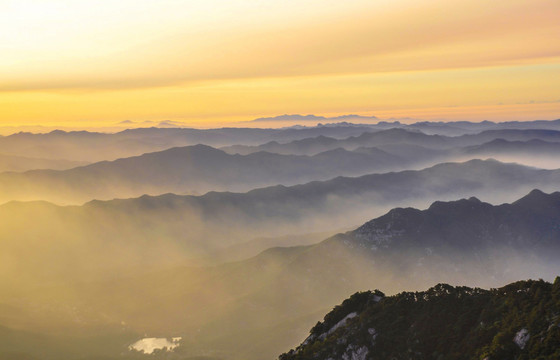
[0,143,412,204]
[8,131,560,204]
[2,120,560,162]
[463,138,560,155]
[222,128,560,156]
[250,114,379,122]
[0,125,382,162]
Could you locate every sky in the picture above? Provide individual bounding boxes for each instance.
[1,0,559,128]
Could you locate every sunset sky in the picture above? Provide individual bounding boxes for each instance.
[1,0,559,128]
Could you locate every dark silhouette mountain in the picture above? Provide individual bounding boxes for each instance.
[279,278,560,360]
[331,189,560,264]
[0,144,413,204]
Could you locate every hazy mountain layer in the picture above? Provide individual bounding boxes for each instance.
[222,128,449,155]
[0,153,87,173]
[2,159,559,285]
[2,122,560,163]
[5,135,560,205]
[0,144,409,204]
[0,125,379,162]
[2,190,560,360]
[222,128,560,156]
[458,138,560,169]
[279,279,560,360]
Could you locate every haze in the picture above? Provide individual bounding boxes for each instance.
[1,0,560,128]
[1,2,559,360]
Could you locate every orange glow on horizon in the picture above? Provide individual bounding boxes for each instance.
[1,0,559,128]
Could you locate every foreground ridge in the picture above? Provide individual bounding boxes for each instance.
[279,278,560,360]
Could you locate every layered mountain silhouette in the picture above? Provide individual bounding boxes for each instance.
[222,129,449,155]
[3,124,560,163]
[222,128,560,156]
[249,116,560,135]
[5,134,560,205]
[2,190,560,360]
[462,138,560,156]
[2,160,560,278]
[0,125,380,162]
[0,144,413,204]
[3,121,560,360]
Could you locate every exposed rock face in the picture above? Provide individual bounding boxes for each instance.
[279,278,560,360]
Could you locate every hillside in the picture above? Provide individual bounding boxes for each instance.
[279,278,560,360]
[2,190,560,360]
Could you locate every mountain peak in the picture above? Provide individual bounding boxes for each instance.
[427,196,486,212]
[343,190,560,253]
[512,189,551,207]
[526,188,546,197]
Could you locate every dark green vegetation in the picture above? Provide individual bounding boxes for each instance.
[280,278,560,360]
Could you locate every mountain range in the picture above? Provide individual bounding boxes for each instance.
[0,125,379,162]
[2,159,559,285]
[222,128,560,156]
[5,128,560,204]
[2,122,560,163]
[2,120,560,360]
[2,189,560,360]
[0,144,409,204]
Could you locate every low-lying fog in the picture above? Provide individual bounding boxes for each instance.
[2,125,560,360]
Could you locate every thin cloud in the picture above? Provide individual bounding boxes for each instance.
[1,0,559,92]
